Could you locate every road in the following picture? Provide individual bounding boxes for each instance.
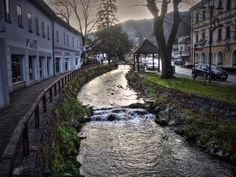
[174,65,236,86]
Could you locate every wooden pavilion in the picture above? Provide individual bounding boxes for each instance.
[132,39,160,72]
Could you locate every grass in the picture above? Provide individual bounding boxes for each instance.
[50,65,117,177]
[183,110,236,162]
[141,72,236,105]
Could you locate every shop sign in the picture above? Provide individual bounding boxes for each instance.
[25,37,38,49]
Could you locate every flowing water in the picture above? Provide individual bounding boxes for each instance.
[77,65,235,177]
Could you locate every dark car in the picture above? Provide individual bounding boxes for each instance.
[192,63,228,81]
[174,59,185,65]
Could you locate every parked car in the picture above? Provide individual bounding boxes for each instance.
[146,62,159,70]
[174,59,185,65]
[192,63,228,81]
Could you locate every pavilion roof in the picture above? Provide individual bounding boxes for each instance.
[133,39,159,54]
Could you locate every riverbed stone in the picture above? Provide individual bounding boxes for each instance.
[107,114,118,121]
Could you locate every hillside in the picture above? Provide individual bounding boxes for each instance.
[121,11,191,47]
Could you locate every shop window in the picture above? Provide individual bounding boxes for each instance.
[28,56,34,80]
[65,58,69,71]
[56,57,60,73]
[39,57,44,78]
[11,55,22,83]
[47,57,51,75]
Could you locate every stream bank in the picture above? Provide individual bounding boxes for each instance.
[76,65,235,177]
[126,70,236,165]
[47,65,118,177]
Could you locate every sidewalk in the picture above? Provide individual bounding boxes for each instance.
[0,73,66,159]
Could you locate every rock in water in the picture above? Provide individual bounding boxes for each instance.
[107,114,117,121]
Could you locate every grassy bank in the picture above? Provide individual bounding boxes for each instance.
[126,70,236,163]
[50,65,117,177]
[141,72,236,105]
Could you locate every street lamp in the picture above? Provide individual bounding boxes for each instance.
[201,0,223,83]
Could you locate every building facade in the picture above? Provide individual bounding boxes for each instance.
[0,0,82,108]
[172,36,191,61]
[54,18,83,74]
[190,0,236,68]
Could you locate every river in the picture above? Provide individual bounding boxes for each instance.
[77,65,235,177]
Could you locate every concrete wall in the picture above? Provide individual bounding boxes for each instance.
[0,38,10,108]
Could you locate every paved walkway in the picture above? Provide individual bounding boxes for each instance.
[0,73,66,159]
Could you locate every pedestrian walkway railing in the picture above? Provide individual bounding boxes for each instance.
[0,65,99,177]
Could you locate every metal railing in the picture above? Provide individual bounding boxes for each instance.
[0,65,98,177]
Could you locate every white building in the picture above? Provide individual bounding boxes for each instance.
[172,36,191,61]
[54,17,83,73]
[0,0,83,108]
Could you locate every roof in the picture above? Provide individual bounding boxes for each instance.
[132,39,159,54]
[29,0,81,36]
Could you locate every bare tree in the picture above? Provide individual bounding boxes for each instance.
[50,0,72,24]
[50,0,99,45]
[146,0,181,78]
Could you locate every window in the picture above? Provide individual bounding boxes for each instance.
[27,12,32,32]
[202,32,205,40]
[11,55,22,83]
[72,37,74,47]
[47,57,51,75]
[4,0,11,22]
[202,10,206,21]
[64,33,66,44]
[196,12,199,24]
[226,26,231,40]
[67,35,69,46]
[76,57,78,65]
[36,18,39,35]
[56,31,59,42]
[56,57,60,73]
[234,25,236,39]
[195,34,199,44]
[17,4,23,27]
[77,40,79,48]
[217,28,222,41]
[42,22,45,38]
[65,58,69,71]
[226,0,231,10]
[47,25,50,40]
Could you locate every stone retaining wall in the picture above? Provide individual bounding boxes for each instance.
[156,88,236,119]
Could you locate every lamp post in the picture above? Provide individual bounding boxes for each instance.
[201,0,223,83]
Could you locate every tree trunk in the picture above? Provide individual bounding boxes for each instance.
[159,45,173,78]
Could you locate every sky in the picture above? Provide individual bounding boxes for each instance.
[46,0,200,23]
[116,0,200,22]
